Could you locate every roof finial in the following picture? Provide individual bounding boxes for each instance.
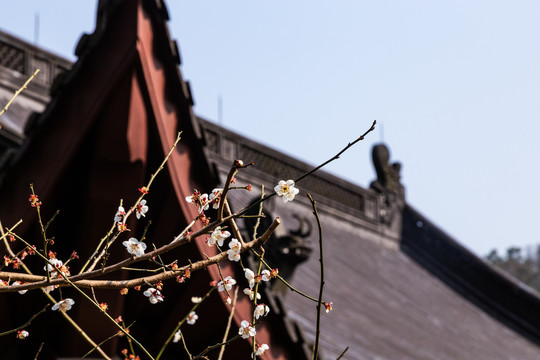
[218,95,223,125]
[34,13,40,45]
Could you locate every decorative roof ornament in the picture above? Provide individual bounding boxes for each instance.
[370,143,405,230]
[244,202,313,295]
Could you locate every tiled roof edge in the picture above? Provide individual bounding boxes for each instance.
[196,116,385,225]
[402,204,540,346]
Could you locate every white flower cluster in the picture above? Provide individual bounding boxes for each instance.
[242,268,272,300]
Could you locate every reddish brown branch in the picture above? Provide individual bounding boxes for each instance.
[0,218,280,291]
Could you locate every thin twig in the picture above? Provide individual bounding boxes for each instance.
[193,334,241,360]
[217,160,253,222]
[336,346,350,360]
[29,184,51,283]
[81,323,134,359]
[217,287,238,360]
[180,330,193,359]
[33,343,44,360]
[0,69,40,119]
[251,251,329,304]
[0,305,48,337]
[223,199,245,246]
[209,254,232,300]
[251,185,265,241]
[236,120,377,218]
[155,287,215,360]
[308,194,324,360]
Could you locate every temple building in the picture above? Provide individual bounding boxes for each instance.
[1,1,540,359]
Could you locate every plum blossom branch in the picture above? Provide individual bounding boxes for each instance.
[0,222,112,360]
[82,132,182,273]
[29,184,53,283]
[0,218,281,291]
[3,231,153,359]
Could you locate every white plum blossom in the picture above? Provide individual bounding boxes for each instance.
[324,301,333,313]
[16,330,29,339]
[44,285,57,293]
[227,238,242,262]
[44,258,63,272]
[44,258,70,278]
[209,188,223,209]
[191,296,202,303]
[187,311,198,325]
[254,303,270,319]
[274,179,299,203]
[136,200,149,219]
[261,269,271,282]
[185,191,210,213]
[244,268,255,288]
[243,288,261,301]
[199,193,209,212]
[207,226,231,247]
[114,206,125,223]
[52,298,75,312]
[228,250,241,262]
[12,281,27,295]
[123,238,147,258]
[143,287,164,304]
[217,276,236,292]
[238,320,256,339]
[173,330,182,343]
[252,343,269,358]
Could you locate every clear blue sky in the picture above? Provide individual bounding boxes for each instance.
[1,1,539,257]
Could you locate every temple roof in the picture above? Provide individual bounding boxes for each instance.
[199,116,540,359]
[2,1,540,359]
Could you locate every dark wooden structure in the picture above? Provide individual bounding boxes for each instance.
[2,1,540,359]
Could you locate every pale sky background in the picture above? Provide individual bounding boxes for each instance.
[1,1,539,257]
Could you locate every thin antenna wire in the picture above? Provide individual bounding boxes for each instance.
[34,13,40,45]
[218,95,223,125]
